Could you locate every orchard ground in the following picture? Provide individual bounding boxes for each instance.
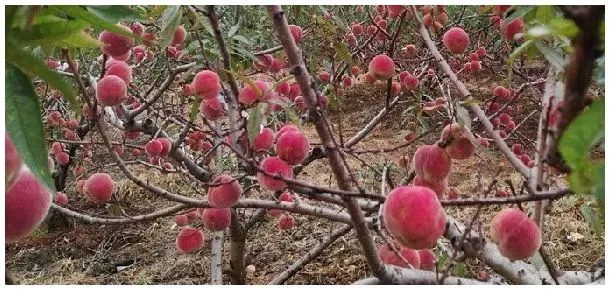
[6,72,604,284]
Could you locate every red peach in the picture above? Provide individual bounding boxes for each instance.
[413,144,452,183]
[145,139,163,156]
[192,70,222,100]
[55,151,70,166]
[440,123,476,160]
[158,137,172,156]
[5,170,52,242]
[105,61,132,84]
[368,54,395,80]
[442,27,470,54]
[351,66,361,75]
[84,173,114,204]
[253,127,274,152]
[55,191,68,205]
[207,174,242,208]
[294,96,306,111]
[318,71,331,83]
[257,156,293,191]
[275,82,290,96]
[503,18,524,41]
[96,75,127,106]
[383,186,447,249]
[199,207,232,231]
[288,25,303,42]
[175,226,205,254]
[278,214,295,230]
[276,130,310,165]
[98,25,134,57]
[379,243,421,268]
[175,214,189,226]
[239,81,272,105]
[351,23,363,35]
[199,98,225,121]
[490,208,541,260]
[172,25,187,46]
[129,22,144,36]
[418,249,436,270]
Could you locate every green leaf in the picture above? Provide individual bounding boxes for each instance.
[284,106,301,126]
[504,6,534,28]
[508,39,535,66]
[6,47,78,110]
[57,6,136,38]
[158,5,182,50]
[228,19,241,38]
[535,42,566,72]
[333,42,353,66]
[148,5,168,18]
[559,99,604,168]
[5,62,54,190]
[246,103,267,143]
[189,98,202,121]
[86,5,147,23]
[535,6,554,24]
[548,17,579,39]
[53,30,100,48]
[580,204,602,235]
[594,164,605,217]
[14,15,89,43]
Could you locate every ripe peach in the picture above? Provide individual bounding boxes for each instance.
[294,96,306,111]
[51,141,65,156]
[105,61,132,84]
[192,70,222,100]
[276,130,310,165]
[270,58,283,73]
[278,214,295,230]
[413,175,448,197]
[96,75,127,106]
[391,82,402,95]
[166,46,179,58]
[239,81,272,105]
[288,83,301,99]
[503,18,524,41]
[186,210,198,220]
[318,71,331,83]
[351,23,363,35]
[55,151,70,166]
[175,226,205,254]
[496,189,508,197]
[342,76,353,87]
[6,170,51,242]
[200,208,231,231]
[379,243,421,268]
[129,22,144,36]
[145,139,163,156]
[506,120,516,131]
[490,208,541,260]
[404,44,417,56]
[493,86,510,100]
[498,130,507,138]
[519,154,531,166]
[368,54,395,80]
[478,138,490,148]
[257,156,294,191]
[274,125,299,142]
[402,74,419,90]
[275,82,290,96]
[172,25,187,46]
[422,13,433,27]
[98,25,134,57]
[125,130,141,140]
[67,118,79,129]
[470,61,482,72]
[253,54,273,71]
[84,173,115,204]
[418,249,436,271]
[383,186,446,249]
[442,27,470,54]
[351,66,361,75]
[413,144,451,183]
[46,58,60,69]
[175,214,189,226]
[72,165,84,176]
[499,113,511,125]
[112,50,131,62]
[288,25,303,42]
[437,12,449,26]
[440,123,476,160]
[511,143,524,155]
[476,46,487,57]
[208,174,243,208]
[199,98,225,121]
[158,137,172,156]
[76,179,86,194]
[364,73,376,84]
[253,127,274,152]
[55,192,68,205]
[493,5,511,17]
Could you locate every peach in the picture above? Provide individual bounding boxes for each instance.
[294,96,306,111]
[175,214,189,226]
[200,208,231,231]
[96,75,127,106]
[142,32,157,47]
[413,175,448,197]
[76,179,86,194]
[493,5,511,17]
[391,81,402,95]
[418,249,436,271]
[46,58,60,69]
[404,44,417,56]
[145,139,163,156]
[499,113,511,125]
[186,210,198,220]
[289,25,303,42]
[319,95,329,109]
[440,123,476,160]
[5,170,52,242]
[278,214,295,230]
[199,97,225,121]
[422,13,433,27]
[506,121,516,130]
[131,148,142,156]
[129,22,144,36]
[275,82,290,96]
[519,154,531,165]
[125,130,141,140]
[498,130,507,138]
[496,190,508,197]
[67,118,79,129]
[402,73,419,90]
[257,156,293,191]
[112,50,131,61]
[5,134,22,189]
[493,86,510,100]
[158,137,172,156]
[133,45,146,62]
[413,144,451,183]
[274,125,299,142]
[105,61,132,84]
[318,71,331,83]
[208,174,242,208]
[253,54,273,71]
[192,70,222,100]
[379,243,421,269]
[55,151,70,166]
[442,27,470,54]
[55,191,68,205]
[476,46,487,57]
[387,5,406,18]
[490,208,541,260]
[166,46,179,58]
[351,23,363,35]
[253,127,274,152]
[239,81,272,105]
[270,58,283,73]
[84,173,115,204]
[478,138,490,148]
[175,226,205,254]
[503,18,524,41]
[383,186,446,249]
[351,66,361,75]
[276,129,310,165]
[368,54,395,80]
[172,25,187,46]
[72,165,84,176]
[512,143,524,155]
[162,162,174,171]
[98,25,134,57]
[288,83,301,99]
[364,73,376,84]
[470,61,482,72]
[437,12,449,25]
